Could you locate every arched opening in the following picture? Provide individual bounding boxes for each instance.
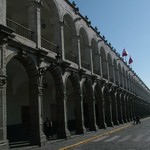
[43,71,57,139]
[121,93,127,123]
[66,77,76,134]
[113,59,118,85]
[7,0,28,26]
[94,83,103,128]
[41,0,59,52]
[80,28,91,70]
[91,39,100,75]
[6,0,31,39]
[63,14,77,63]
[116,91,123,124]
[122,68,126,89]
[100,47,108,79]
[6,58,31,144]
[118,64,122,87]
[103,86,113,127]
[82,79,96,131]
[82,83,90,130]
[107,54,114,82]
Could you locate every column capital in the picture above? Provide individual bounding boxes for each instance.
[27,0,43,7]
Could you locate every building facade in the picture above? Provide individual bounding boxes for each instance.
[0,0,150,149]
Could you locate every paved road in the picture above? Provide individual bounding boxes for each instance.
[70,118,150,150]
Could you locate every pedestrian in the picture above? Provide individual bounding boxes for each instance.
[136,116,141,124]
[44,117,53,139]
[133,116,136,125]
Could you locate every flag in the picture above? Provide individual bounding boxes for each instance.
[129,56,133,64]
[122,48,128,57]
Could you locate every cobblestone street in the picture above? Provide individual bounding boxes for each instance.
[40,117,150,150]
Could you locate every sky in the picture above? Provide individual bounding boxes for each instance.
[69,0,150,89]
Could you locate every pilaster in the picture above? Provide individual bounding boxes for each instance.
[0,25,14,150]
[0,0,6,25]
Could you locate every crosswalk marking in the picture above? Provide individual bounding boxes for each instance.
[133,135,144,142]
[93,135,109,142]
[104,136,120,142]
[118,135,132,142]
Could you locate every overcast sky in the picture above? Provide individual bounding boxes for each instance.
[69,0,150,88]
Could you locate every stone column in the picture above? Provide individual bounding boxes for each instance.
[116,90,124,124]
[36,68,47,146]
[111,88,119,125]
[0,25,14,150]
[75,92,86,134]
[103,84,113,127]
[58,21,65,61]
[74,74,86,134]
[0,0,6,25]
[129,98,133,121]
[28,0,42,47]
[121,92,127,123]
[89,46,93,74]
[88,96,98,131]
[76,35,81,69]
[99,96,107,128]
[57,89,71,139]
[125,96,130,122]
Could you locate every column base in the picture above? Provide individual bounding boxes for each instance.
[107,121,114,127]
[123,118,127,123]
[57,128,71,140]
[99,122,107,129]
[76,125,86,135]
[119,119,124,124]
[39,134,47,147]
[0,140,9,150]
[113,120,119,125]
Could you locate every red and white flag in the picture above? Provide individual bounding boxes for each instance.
[122,48,128,57]
[129,56,133,64]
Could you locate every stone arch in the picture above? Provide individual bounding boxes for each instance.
[7,0,28,28]
[6,54,40,144]
[81,77,96,131]
[122,67,126,89]
[113,59,118,85]
[64,72,84,134]
[41,0,60,51]
[107,53,114,82]
[91,38,100,75]
[45,66,66,138]
[125,93,130,122]
[79,27,91,70]
[100,47,108,79]
[126,70,129,90]
[94,82,105,128]
[102,84,113,127]
[120,91,127,123]
[63,13,78,63]
[116,90,123,124]
[118,63,122,87]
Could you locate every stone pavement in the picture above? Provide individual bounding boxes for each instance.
[41,122,133,150]
[12,117,150,150]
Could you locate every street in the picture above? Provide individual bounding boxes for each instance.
[70,118,150,150]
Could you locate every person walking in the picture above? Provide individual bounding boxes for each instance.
[44,117,53,139]
[136,116,141,124]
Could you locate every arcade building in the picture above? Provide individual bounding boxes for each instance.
[0,0,150,149]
